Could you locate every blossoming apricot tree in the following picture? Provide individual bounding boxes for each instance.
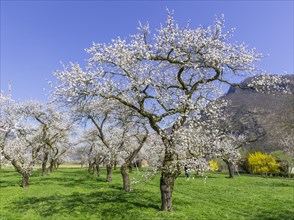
[53,12,288,211]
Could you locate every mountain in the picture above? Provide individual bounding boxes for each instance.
[220,75,294,153]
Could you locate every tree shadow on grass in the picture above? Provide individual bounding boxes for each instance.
[0,169,17,176]
[10,189,160,219]
[251,211,294,220]
[0,170,22,188]
[1,176,98,189]
[0,179,20,188]
[253,181,294,188]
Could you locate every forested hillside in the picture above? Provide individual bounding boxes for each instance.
[221,75,294,152]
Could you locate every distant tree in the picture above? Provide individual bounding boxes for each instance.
[69,97,150,191]
[117,118,149,192]
[281,135,294,158]
[76,145,91,168]
[0,95,42,188]
[20,101,74,176]
[271,150,293,177]
[280,135,294,176]
[82,101,126,182]
[80,127,107,176]
[214,134,245,178]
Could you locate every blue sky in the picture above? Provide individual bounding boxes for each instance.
[1,1,293,101]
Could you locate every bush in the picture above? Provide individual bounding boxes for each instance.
[248,152,280,176]
[271,150,294,176]
[209,160,219,172]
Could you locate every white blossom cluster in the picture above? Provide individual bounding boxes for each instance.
[78,127,109,166]
[214,134,245,164]
[70,97,150,173]
[53,12,264,124]
[247,73,291,94]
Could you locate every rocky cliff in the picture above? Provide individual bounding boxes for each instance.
[221,75,294,152]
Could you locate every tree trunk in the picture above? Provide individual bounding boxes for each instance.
[184,165,190,178]
[114,160,117,170]
[106,164,113,182]
[94,156,101,177]
[121,164,131,192]
[88,161,94,174]
[160,172,175,211]
[95,163,101,177]
[10,160,30,188]
[227,161,235,178]
[49,160,54,173]
[159,137,181,211]
[22,172,29,188]
[48,159,58,173]
[42,152,49,176]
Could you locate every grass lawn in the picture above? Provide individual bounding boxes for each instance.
[0,167,293,220]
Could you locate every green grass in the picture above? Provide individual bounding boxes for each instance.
[0,168,293,220]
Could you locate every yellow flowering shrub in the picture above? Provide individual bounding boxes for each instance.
[209,160,219,171]
[248,152,280,175]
